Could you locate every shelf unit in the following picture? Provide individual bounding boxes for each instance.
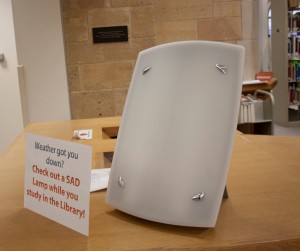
[271,0,300,126]
[237,90,274,135]
[288,8,300,121]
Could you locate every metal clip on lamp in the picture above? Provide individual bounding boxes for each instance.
[106,41,245,227]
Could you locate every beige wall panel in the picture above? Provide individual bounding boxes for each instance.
[67,65,82,92]
[214,0,240,2]
[111,0,152,7]
[213,1,241,17]
[197,17,241,41]
[131,6,154,38]
[61,0,258,119]
[88,8,130,28]
[197,19,215,41]
[154,20,198,45]
[62,10,88,42]
[238,39,258,80]
[242,0,258,40]
[70,89,128,118]
[61,0,110,10]
[153,0,213,22]
[101,38,155,62]
[80,62,133,91]
[65,42,105,64]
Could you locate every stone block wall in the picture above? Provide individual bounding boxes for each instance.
[61,0,258,119]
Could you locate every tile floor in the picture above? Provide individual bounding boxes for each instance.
[274,123,300,136]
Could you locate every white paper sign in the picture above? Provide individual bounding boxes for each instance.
[24,133,92,236]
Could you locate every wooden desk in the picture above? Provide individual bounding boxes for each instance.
[242,78,277,94]
[0,117,299,251]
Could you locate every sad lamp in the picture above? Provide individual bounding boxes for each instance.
[106,41,245,227]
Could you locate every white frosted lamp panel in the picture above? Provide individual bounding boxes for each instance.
[106,41,245,227]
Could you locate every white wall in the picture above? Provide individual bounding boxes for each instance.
[12,0,71,122]
[258,0,271,72]
[270,0,289,125]
[0,0,24,154]
[0,0,71,154]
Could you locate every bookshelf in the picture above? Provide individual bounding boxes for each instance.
[288,7,300,121]
[237,90,274,135]
[271,0,300,125]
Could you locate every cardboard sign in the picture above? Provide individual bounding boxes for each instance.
[24,133,92,236]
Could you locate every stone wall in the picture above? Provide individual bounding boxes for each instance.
[61,0,258,119]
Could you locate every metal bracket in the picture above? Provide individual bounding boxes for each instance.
[143,66,151,75]
[216,64,227,74]
[223,186,229,199]
[118,177,125,188]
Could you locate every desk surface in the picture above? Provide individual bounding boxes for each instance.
[0,117,299,251]
[242,78,277,94]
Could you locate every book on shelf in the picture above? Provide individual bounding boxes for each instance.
[288,35,300,56]
[288,60,300,80]
[288,10,300,32]
[238,95,264,124]
[255,72,273,82]
[289,82,300,104]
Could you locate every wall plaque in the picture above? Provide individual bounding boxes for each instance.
[92,26,128,43]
